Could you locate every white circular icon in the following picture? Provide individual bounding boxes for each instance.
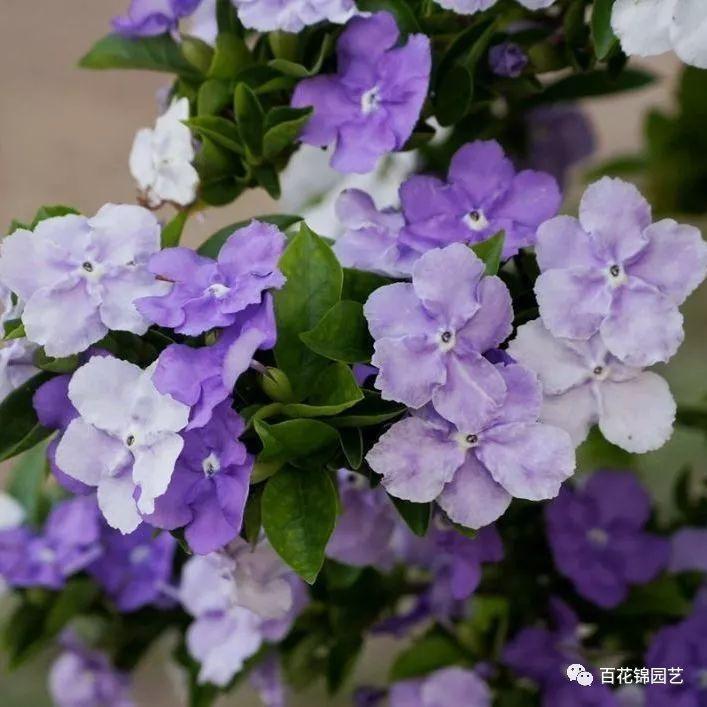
[566,664,585,681]
[577,670,594,686]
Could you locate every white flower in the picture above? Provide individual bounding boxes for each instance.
[129,97,199,208]
[55,356,189,534]
[508,319,676,453]
[612,0,707,69]
[0,339,38,401]
[184,0,217,45]
[0,492,24,531]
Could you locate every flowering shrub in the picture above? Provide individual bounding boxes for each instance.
[1,1,707,705]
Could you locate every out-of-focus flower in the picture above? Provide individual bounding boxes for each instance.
[0,206,166,357]
[399,140,561,259]
[129,98,199,208]
[136,221,285,335]
[292,12,431,173]
[534,177,707,367]
[249,653,287,707]
[56,356,190,533]
[185,0,217,44]
[508,319,676,452]
[545,470,669,608]
[233,0,355,32]
[669,527,707,573]
[113,0,203,37]
[612,0,707,70]
[389,667,491,707]
[489,42,528,77]
[433,0,555,14]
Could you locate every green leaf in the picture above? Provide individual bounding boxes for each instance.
[7,441,50,525]
[33,349,79,374]
[181,35,214,74]
[254,164,281,199]
[243,484,264,545]
[208,34,252,80]
[591,0,618,61]
[197,78,232,116]
[391,498,431,537]
[617,577,692,617]
[327,637,363,693]
[262,466,338,583]
[8,219,30,234]
[538,68,655,103]
[328,392,405,428]
[45,578,99,636]
[676,406,707,432]
[260,367,296,403]
[31,205,80,229]
[2,600,50,668]
[255,418,340,465]
[436,64,473,127]
[281,362,364,418]
[3,320,26,341]
[263,107,312,159]
[216,0,242,34]
[268,34,334,78]
[234,82,265,157]
[341,269,393,304]
[390,632,465,681]
[79,33,201,79]
[300,301,372,364]
[356,0,420,33]
[161,209,190,248]
[0,373,52,462]
[339,428,363,470]
[274,224,343,398]
[198,214,301,258]
[186,116,244,154]
[470,231,505,275]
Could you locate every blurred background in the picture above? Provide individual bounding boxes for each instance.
[1,1,705,704]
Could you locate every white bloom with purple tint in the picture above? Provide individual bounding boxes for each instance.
[432,0,555,16]
[0,206,167,358]
[509,319,676,453]
[535,177,707,367]
[129,97,199,208]
[0,339,38,401]
[233,0,355,33]
[390,666,491,707]
[56,356,189,534]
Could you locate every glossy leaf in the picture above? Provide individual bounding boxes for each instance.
[592,0,618,61]
[234,82,265,156]
[470,230,505,275]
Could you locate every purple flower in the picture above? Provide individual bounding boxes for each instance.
[249,654,286,707]
[145,402,252,554]
[644,605,707,707]
[153,297,276,429]
[489,42,528,77]
[669,527,707,573]
[399,140,561,259]
[526,105,595,188]
[113,0,203,37]
[0,205,167,357]
[508,319,676,453]
[364,244,513,431]
[535,177,707,367]
[136,220,286,336]
[366,362,575,529]
[333,189,417,277]
[89,523,176,612]
[49,634,134,707]
[389,667,491,707]
[545,470,669,608]
[292,12,431,174]
[233,0,355,32]
[0,496,101,590]
[55,356,190,534]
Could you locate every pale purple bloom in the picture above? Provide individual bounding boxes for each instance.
[146,402,252,555]
[154,297,276,429]
[489,42,528,77]
[669,527,707,573]
[389,667,491,707]
[55,356,190,534]
[0,496,102,590]
[645,604,707,707]
[49,634,134,707]
[333,189,417,277]
[509,319,676,453]
[433,0,555,13]
[364,243,513,431]
[366,362,575,529]
[292,12,431,174]
[535,177,707,367]
[545,470,669,608]
[89,523,176,612]
[234,0,355,32]
[249,654,286,707]
[526,105,595,188]
[113,0,203,37]
[136,220,285,336]
[0,206,167,357]
[0,339,37,401]
[399,140,561,259]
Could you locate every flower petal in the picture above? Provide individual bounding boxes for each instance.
[448,140,515,205]
[364,282,433,340]
[457,275,513,353]
[132,434,184,514]
[97,473,142,534]
[611,0,674,58]
[540,384,598,447]
[535,215,602,271]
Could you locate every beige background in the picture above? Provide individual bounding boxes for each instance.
[1,2,705,705]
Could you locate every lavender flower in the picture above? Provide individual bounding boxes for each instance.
[545,471,669,608]
[366,362,575,529]
[389,667,491,707]
[535,177,707,367]
[333,189,417,277]
[249,653,286,707]
[364,244,513,430]
[136,221,285,336]
[233,0,355,32]
[669,527,707,573]
[146,401,252,555]
[508,319,676,453]
[0,339,37,401]
[433,0,555,13]
[89,523,176,612]
[0,206,167,357]
[489,42,528,77]
[48,634,134,707]
[55,356,190,533]
[113,0,203,37]
[292,12,431,173]
[399,140,561,258]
